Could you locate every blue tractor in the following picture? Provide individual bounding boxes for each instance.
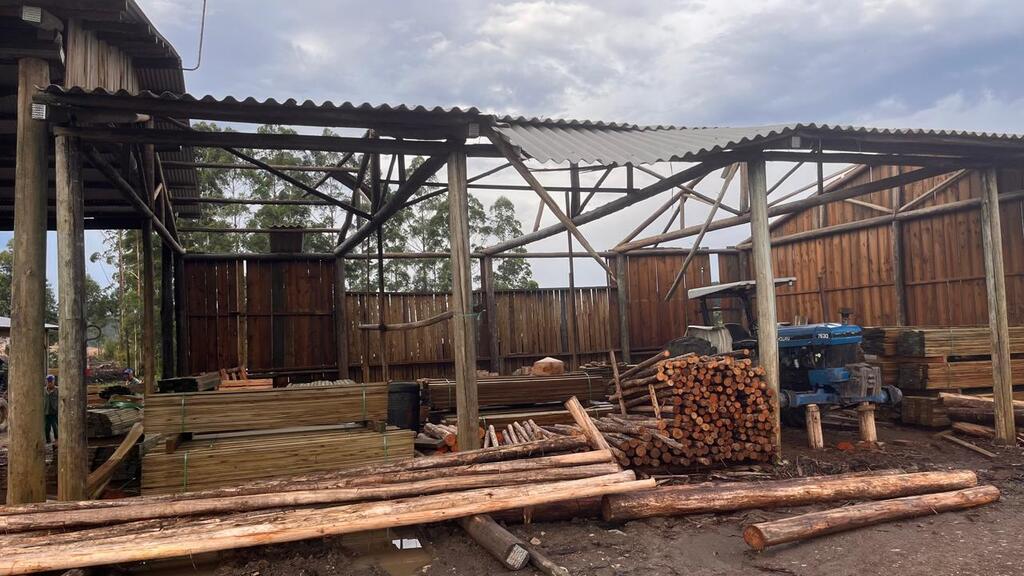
[666,278,901,425]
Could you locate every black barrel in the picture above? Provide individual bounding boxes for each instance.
[387,381,421,432]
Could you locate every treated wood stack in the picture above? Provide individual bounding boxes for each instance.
[144,382,388,435]
[862,327,901,356]
[0,436,653,575]
[425,374,606,411]
[897,326,1024,357]
[899,358,1024,390]
[86,408,141,438]
[607,351,776,466]
[218,378,274,392]
[142,425,414,494]
[901,396,950,427]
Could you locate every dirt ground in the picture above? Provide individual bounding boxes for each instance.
[191,422,1024,576]
[4,421,1023,576]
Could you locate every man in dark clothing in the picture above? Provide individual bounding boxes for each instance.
[44,374,58,444]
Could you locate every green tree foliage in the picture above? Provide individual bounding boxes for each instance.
[488,196,538,289]
[0,240,57,323]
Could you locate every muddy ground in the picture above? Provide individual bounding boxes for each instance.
[196,422,1024,576]
[4,420,1023,576]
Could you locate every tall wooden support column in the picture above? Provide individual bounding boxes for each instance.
[615,255,631,363]
[980,167,1015,444]
[565,169,579,371]
[173,256,189,376]
[7,57,50,504]
[334,256,350,380]
[481,256,501,374]
[747,158,782,454]
[141,144,156,393]
[448,150,479,450]
[55,134,88,501]
[892,168,907,326]
[160,243,175,378]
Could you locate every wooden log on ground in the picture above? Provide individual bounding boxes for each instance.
[489,497,602,525]
[459,515,530,570]
[619,350,669,381]
[0,472,654,575]
[521,541,570,576]
[602,470,978,522]
[565,396,611,450]
[743,485,1000,551]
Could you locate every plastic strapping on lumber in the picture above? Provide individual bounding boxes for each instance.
[181,450,189,492]
[444,378,453,409]
[179,396,187,433]
[361,383,367,421]
[383,434,389,457]
[583,372,594,402]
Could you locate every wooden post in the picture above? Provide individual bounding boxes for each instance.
[448,150,480,450]
[173,255,189,376]
[892,167,907,326]
[615,255,631,363]
[7,57,50,505]
[55,134,88,501]
[747,158,781,455]
[160,243,175,378]
[858,402,878,443]
[334,256,349,380]
[141,144,156,393]
[980,167,1015,444]
[481,256,501,374]
[805,404,823,450]
[565,172,579,371]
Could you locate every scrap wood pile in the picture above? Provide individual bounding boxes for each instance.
[604,349,776,466]
[863,326,1024,392]
[421,419,556,453]
[903,391,1024,437]
[0,400,653,576]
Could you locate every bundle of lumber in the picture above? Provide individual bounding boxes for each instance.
[897,326,1024,357]
[157,373,220,394]
[86,407,141,438]
[144,382,387,435]
[425,374,605,411]
[0,437,652,574]
[901,396,951,427]
[438,403,614,429]
[898,357,1024,390]
[937,392,1024,425]
[607,351,776,465]
[142,425,414,494]
[218,378,273,391]
[862,327,901,356]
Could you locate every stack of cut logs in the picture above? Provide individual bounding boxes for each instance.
[606,350,775,466]
[423,420,562,454]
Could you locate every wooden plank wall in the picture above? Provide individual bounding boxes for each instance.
[181,254,701,380]
[64,19,139,92]
[751,166,1024,327]
[623,252,711,351]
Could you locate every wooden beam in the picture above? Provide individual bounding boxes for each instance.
[766,162,804,196]
[481,158,732,255]
[358,310,455,331]
[897,169,969,213]
[768,165,857,207]
[760,150,994,168]
[141,142,156,395]
[747,158,781,457]
[633,165,740,215]
[487,133,614,279]
[616,166,950,253]
[892,167,907,326]
[55,126,500,157]
[161,160,358,173]
[663,164,738,299]
[980,167,1016,444]
[334,257,349,379]
[173,254,189,377]
[615,255,631,363]
[55,133,87,501]
[448,149,480,450]
[83,148,186,254]
[334,154,449,255]
[565,170,580,371]
[7,57,49,505]
[844,198,892,214]
[481,256,502,374]
[179,227,343,234]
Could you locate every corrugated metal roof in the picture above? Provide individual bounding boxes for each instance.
[493,121,1024,165]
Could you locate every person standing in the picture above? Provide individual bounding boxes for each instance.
[43,374,58,444]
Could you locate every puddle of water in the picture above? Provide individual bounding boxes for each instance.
[341,528,433,576]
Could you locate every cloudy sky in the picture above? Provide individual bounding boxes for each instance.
[16,0,1024,288]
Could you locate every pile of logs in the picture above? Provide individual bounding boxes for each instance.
[421,420,557,453]
[0,402,652,575]
[606,350,775,466]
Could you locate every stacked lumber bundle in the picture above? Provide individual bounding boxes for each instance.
[862,327,901,356]
[218,378,273,392]
[144,382,387,435]
[937,392,1024,425]
[899,357,1024,390]
[425,374,605,411]
[86,408,141,438]
[901,396,951,427]
[897,326,1024,357]
[142,426,414,494]
[0,435,653,575]
[607,351,776,465]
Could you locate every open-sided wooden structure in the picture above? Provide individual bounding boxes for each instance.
[5,0,1023,506]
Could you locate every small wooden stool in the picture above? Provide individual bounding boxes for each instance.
[858,402,878,443]
[805,404,824,450]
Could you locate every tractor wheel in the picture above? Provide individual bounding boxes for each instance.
[664,335,717,357]
[0,398,8,433]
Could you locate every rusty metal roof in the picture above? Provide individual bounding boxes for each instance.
[492,121,1024,165]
